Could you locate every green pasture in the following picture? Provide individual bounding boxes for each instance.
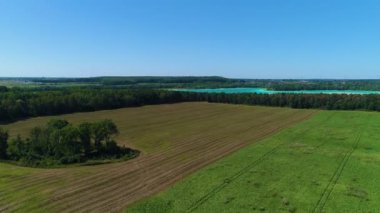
[127,110,380,212]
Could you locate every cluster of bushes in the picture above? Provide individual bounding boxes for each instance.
[0,119,139,167]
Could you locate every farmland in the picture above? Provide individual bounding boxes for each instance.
[0,102,314,212]
[127,110,380,212]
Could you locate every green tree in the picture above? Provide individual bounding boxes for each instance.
[0,86,8,92]
[55,125,81,164]
[7,135,25,160]
[0,128,9,159]
[78,122,92,156]
[92,120,118,153]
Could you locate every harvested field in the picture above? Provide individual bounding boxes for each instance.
[0,102,315,212]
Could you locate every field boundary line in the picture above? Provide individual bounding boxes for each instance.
[312,130,363,213]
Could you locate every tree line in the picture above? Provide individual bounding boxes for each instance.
[0,88,185,122]
[184,92,380,111]
[7,77,380,90]
[21,77,380,90]
[264,80,380,91]
[0,119,139,167]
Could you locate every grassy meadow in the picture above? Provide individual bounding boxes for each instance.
[127,110,380,212]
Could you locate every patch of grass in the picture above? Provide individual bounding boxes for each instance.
[127,110,380,212]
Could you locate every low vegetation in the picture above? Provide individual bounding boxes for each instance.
[0,119,139,167]
[127,110,380,212]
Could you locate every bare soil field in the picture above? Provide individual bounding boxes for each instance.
[0,102,315,212]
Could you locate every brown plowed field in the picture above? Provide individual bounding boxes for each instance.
[0,102,316,212]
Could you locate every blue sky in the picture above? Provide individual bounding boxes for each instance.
[1,0,380,78]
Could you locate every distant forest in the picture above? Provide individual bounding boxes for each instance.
[4,76,380,90]
[192,92,380,111]
[1,86,380,123]
[0,88,185,122]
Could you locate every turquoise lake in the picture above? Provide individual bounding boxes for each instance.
[175,88,380,95]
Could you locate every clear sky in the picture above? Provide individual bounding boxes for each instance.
[1,0,380,78]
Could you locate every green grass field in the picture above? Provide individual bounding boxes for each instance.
[126,110,380,212]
